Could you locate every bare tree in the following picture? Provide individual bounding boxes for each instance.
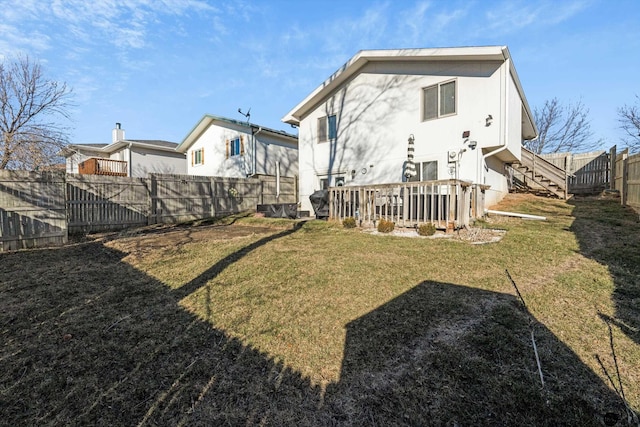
[618,95,640,153]
[525,98,601,154]
[0,55,73,170]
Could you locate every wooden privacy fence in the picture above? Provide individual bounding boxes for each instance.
[614,148,640,211]
[0,171,67,251]
[67,175,150,233]
[329,180,482,230]
[539,150,610,195]
[0,171,297,251]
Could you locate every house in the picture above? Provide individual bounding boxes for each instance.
[282,46,538,214]
[64,123,186,177]
[175,114,298,179]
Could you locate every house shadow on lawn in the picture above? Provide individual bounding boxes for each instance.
[568,196,640,347]
[0,237,627,425]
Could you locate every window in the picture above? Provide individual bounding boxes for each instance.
[317,115,337,142]
[422,80,456,121]
[318,175,345,190]
[226,136,244,158]
[191,148,204,166]
[408,161,438,182]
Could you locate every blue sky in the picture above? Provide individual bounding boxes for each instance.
[1,0,639,148]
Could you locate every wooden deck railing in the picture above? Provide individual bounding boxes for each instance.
[78,158,128,176]
[328,180,483,230]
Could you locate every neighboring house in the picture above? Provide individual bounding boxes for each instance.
[282,46,538,213]
[175,114,298,178]
[63,123,186,177]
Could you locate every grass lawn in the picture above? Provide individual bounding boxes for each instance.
[1,193,638,426]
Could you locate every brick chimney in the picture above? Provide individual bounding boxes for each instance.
[112,122,125,143]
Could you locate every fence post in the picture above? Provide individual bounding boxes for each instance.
[609,145,616,190]
[328,188,334,220]
[621,151,629,207]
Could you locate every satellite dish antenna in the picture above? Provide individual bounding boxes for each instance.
[238,107,251,123]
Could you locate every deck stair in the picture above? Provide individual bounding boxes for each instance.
[509,147,568,199]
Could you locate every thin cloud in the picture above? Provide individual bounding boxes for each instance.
[0,24,50,53]
[484,0,589,34]
[320,2,391,53]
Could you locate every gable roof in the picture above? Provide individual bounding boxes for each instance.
[282,46,537,139]
[175,114,298,153]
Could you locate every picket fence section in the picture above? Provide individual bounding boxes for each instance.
[539,150,611,194]
[0,172,296,251]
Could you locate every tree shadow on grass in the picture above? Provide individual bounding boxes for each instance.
[0,236,628,425]
[568,196,640,346]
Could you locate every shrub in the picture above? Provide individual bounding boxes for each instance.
[418,223,437,236]
[377,218,395,233]
[342,217,357,228]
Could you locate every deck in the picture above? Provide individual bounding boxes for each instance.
[78,158,128,176]
[328,180,487,230]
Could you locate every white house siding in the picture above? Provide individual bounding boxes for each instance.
[481,71,528,207]
[129,147,186,177]
[297,59,522,213]
[186,121,252,178]
[184,119,298,179]
[255,133,298,178]
[66,150,106,174]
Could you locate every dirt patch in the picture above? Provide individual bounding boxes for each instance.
[86,223,286,259]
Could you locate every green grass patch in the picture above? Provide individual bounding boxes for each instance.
[1,194,638,425]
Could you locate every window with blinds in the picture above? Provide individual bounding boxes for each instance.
[423,80,456,121]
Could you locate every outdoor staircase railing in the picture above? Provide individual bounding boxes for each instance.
[510,147,568,199]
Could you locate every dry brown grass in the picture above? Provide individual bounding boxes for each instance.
[1,193,638,425]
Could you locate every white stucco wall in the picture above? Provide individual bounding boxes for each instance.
[296,59,526,213]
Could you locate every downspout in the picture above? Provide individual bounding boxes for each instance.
[480,57,511,185]
[276,161,281,202]
[128,142,133,177]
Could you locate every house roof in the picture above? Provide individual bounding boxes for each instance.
[65,140,179,156]
[281,46,538,139]
[175,114,298,153]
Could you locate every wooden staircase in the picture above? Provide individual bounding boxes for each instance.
[508,147,568,199]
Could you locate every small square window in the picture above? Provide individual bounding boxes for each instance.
[423,80,456,121]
